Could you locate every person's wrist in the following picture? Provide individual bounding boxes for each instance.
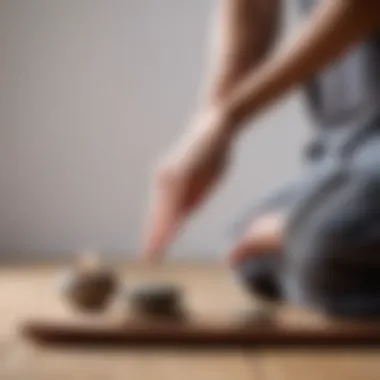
[214,101,242,141]
[191,101,241,144]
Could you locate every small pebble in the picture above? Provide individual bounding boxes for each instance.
[127,283,183,318]
[57,255,119,312]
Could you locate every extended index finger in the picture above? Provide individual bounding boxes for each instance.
[141,178,182,262]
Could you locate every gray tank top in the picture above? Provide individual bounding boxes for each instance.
[298,0,380,129]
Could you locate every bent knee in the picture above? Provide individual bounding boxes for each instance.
[241,212,286,253]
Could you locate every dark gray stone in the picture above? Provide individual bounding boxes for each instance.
[128,283,182,317]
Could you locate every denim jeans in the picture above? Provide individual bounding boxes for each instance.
[235,114,380,318]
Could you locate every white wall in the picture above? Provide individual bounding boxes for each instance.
[0,0,311,261]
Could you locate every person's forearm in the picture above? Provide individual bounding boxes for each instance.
[202,0,281,107]
[223,0,380,133]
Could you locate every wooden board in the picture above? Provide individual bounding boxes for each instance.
[14,263,380,350]
[6,264,380,380]
[20,315,380,349]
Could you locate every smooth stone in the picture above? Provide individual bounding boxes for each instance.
[127,283,182,317]
[58,266,119,312]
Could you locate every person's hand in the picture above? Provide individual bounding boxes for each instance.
[141,107,235,263]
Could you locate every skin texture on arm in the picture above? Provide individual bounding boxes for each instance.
[141,0,380,263]
[201,0,282,107]
[141,0,281,261]
[222,0,380,133]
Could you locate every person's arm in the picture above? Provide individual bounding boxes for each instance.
[221,0,380,133]
[201,0,282,107]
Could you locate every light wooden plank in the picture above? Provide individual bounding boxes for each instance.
[0,264,256,380]
[257,350,380,380]
[6,263,380,380]
[1,346,254,380]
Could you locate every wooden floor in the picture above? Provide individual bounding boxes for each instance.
[1,262,380,379]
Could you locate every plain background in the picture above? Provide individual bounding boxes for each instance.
[0,0,312,262]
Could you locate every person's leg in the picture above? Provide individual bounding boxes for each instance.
[232,177,306,302]
[234,211,286,301]
[237,252,282,301]
[232,135,326,303]
[283,130,380,318]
